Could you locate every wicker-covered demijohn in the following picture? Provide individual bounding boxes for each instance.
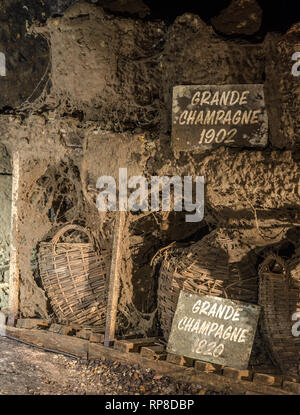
[38,224,110,329]
[258,254,300,377]
[287,248,300,316]
[158,232,258,340]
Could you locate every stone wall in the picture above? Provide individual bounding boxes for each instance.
[0,2,299,336]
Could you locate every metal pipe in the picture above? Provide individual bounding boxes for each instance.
[2,333,80,360]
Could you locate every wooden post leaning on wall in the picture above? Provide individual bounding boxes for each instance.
[7,152,20,326]
[104,211,126,347]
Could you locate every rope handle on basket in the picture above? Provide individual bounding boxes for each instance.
[52,224,94,246]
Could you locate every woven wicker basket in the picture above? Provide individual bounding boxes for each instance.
[158,233,258,340]
[259,254,300,376]
[287,248,300,315]
[38,224,110,328]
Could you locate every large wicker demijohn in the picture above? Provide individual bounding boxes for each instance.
[158,232,258,340]
[258,254,300,376]
[38,224,109,329]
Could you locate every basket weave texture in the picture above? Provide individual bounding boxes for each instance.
[287,250,300,315]
[258,254,300,376]
[38,224,109,328]
[158,233,258,340]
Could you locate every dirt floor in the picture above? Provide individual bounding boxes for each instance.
[0,336,220,395]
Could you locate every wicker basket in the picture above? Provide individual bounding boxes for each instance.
[158,232,258,340]
[287,248,300,315]
[259,254,300,376]
[38,224,110,328]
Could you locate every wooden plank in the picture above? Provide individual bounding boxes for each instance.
[167,353,194,367]
[223,367,252,381]
[89,332,104,343]
[140,345,166,361]
[195,361,222,374]
[6,326,88,358]
[253,373,282,386]
[282,381,300,394]
[104,211,126,347]
[88,342,292,396]
[49,323,75,335]
[114,337,159,353]
[76,328,91,340]
[16,319,51,330]
[7,152,20,326]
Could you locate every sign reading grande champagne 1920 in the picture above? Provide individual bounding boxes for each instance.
[167,291,261,370]
[172,84,268,151]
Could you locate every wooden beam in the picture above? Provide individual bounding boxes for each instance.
[16,318,50,330]
[7,152,20,327]
[113,337,160,353]
[140,345,166,360]
[6,326,88,358]
[104,211,126,347]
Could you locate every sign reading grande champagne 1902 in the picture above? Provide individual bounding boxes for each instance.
[172,84,268,151]
[167,291,261,370]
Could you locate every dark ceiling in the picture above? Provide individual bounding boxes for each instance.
[143,0,299,33]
